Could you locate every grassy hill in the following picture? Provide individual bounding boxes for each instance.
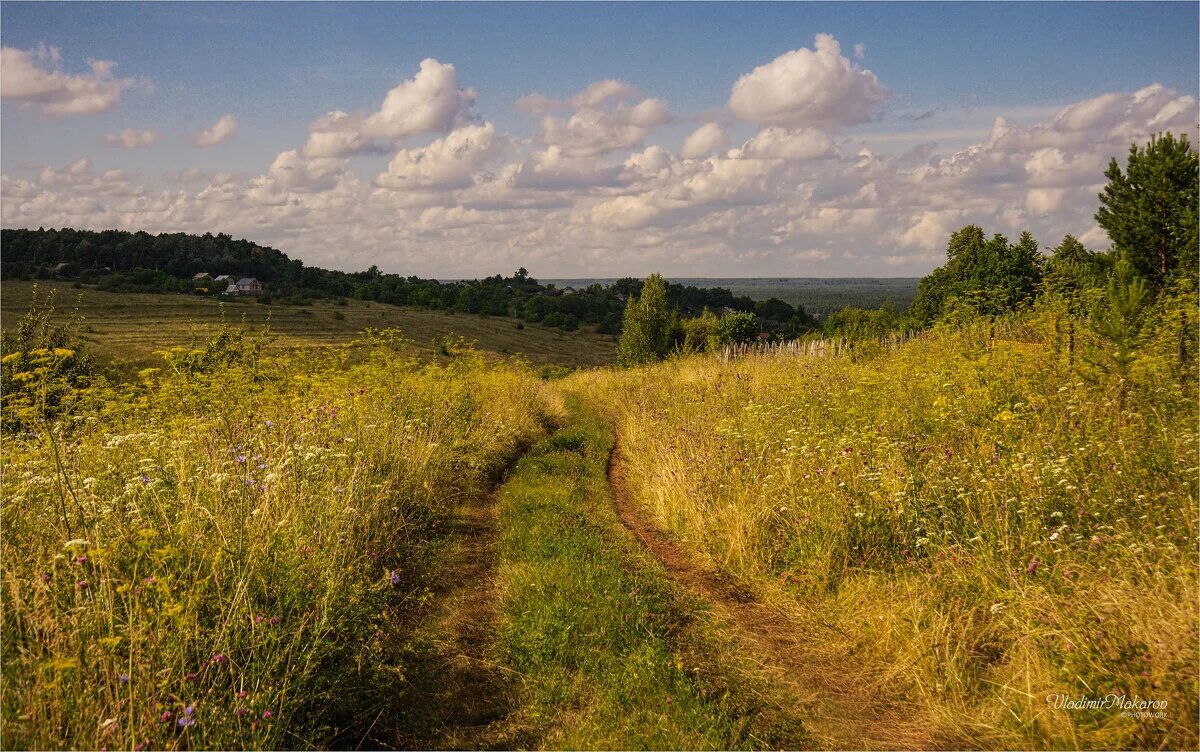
[1,281,618,368]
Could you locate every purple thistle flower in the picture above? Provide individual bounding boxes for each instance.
[119,674,130,685]
[235,708,248,717]
[185,672,198,682]
[253,615,265,624]
[268,615,280,625]
[211,653,227,664]
[245,478,255,486]
[262,710,273,719]
[236,454,247,464]
[140,475,151,484]
[1025,559,1040,575]
[236,689,249,698]
[389,570,401,586]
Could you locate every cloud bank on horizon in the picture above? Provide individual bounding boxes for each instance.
[1,31,1196,278]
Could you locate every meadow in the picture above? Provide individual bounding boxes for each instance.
[2,280,1196,750]
[0,325,556,749]
[0,281,618,371]
[569,294,1199,748]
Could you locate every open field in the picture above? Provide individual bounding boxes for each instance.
[568,310,1199,748]
[1,281,618,369]
[2,283,1196,750]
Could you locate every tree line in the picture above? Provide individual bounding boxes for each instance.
[0,230,815,336]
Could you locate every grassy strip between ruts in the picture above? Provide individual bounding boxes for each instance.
[490,397,811,750]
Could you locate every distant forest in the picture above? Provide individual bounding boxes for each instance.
[0,227,816,335]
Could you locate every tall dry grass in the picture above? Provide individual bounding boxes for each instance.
[1,330,553,749]
[572,303,1198,748]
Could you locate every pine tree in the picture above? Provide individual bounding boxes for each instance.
[1096,132,1199,287]
[1088,256,1148,409]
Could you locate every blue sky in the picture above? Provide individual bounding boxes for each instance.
[2,2,1197,276]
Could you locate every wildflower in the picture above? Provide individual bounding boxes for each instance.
[245,479,255,486]
[184,706,194,716]
[140,475,151,485]
[268,615,280,625]
[185,672,198,682]
[253,615,265,624]
[77,580,89,589]
[236,454,247,464]
[1025,559,1040,575]
[40,572,51,584]
[135,743,147,751]
[235,708,249,717]
[262,710,273,719]
[334,485,344,493]
[265,420,274,427]
[177,716,194,729]
[256,462,268,470]
[236,690,249,698]
[160,711,172,722]
[389,570,401,586]
[211,653,227,664]
[75,556,88,565]
[119,674,130,685]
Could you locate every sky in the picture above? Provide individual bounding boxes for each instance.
[2,2,1197,278]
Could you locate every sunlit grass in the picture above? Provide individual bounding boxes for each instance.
[1,333,553,749]
[570,306,1199,748]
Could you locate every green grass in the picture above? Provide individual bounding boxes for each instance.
[1,281,618,369]
[491,398,808,749]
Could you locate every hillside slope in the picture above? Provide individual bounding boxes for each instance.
[1,281,617,368]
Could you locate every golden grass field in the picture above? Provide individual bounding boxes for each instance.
[0,281,617,369]
[2,279,1196,750]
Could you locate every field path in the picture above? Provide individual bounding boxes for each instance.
[380,463,525,751]
[606,431,943,751]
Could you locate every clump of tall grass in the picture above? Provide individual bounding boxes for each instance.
[1,325,552,749]
[572,294,1198,748]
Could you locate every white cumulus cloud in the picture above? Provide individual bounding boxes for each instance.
[729,34,889,129]
[302,59,477,158]
[192,114,238,147]
[681,123,730,159]
[1,44,143,117]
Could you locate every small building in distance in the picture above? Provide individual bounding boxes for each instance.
[219,276,262,296]
[192,272,212,281]
[234,277,262,296]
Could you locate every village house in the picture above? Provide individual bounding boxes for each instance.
[221,277,263,296]
[192,272,212,281]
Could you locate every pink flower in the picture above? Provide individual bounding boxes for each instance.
[262,710,273,719]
